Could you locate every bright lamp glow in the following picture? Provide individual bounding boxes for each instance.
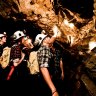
[64,19,69,26]
[69,23,74,29]
[64,19,74,29]
[89,41,96,50]
[28,39,32,43]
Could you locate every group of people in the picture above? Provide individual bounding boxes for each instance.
[0,25,64,96]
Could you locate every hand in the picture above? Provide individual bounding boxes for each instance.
[13,62,19,67]
[52,25,58,37]
[13,58,20,67]
[52,91,59,96]
[52,25,61,38]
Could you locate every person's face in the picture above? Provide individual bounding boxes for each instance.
[44,36,51,43]
[22,37,34,49]
[1,36,7,44]
[43,36,52,47]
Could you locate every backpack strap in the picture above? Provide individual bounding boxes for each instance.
[0,47,11,69]
[27,51,39,74]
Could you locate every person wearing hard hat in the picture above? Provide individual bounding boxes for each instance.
[0,32,7,56]
[0,32,7,80]
[7,30,32,80]
[34,25,60,96]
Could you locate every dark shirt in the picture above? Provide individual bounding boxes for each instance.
[51,48,62,78]
[22,47,31,60]
[53,49,62,67]
[10,43,21,60]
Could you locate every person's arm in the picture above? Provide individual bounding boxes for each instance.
[40,67,59,96]
[60,58,64,80]
[49,25,59,44]
[13,52,25,67]
[19,52,25,63]
[13,58,20,67]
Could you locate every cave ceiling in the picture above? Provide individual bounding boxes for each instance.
[0,0,95,53]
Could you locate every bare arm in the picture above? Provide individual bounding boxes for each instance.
[19,52,25,63]
[40,67,59,96]
[48,25,59,44]
[60,58,64,80]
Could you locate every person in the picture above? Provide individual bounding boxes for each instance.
[50,43,64,96]
[34,25,60,96]
[0,32,7,56]
[0,32,7,80]
[6,30,32,80]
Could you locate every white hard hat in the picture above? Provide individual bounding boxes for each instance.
[0,34,5,38]
[34,34,47,46]
[13,30,25,40]
[0,32,6,38]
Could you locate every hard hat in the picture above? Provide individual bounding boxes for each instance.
[13,30,25,40]
[0,32,6,38]
[34,34,47,46]
[0,34,5,38]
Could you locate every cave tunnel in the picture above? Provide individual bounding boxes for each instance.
[0,0,96,96]
[0,14,95,96]
[61,0,94,18]
[0,15,41,42]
